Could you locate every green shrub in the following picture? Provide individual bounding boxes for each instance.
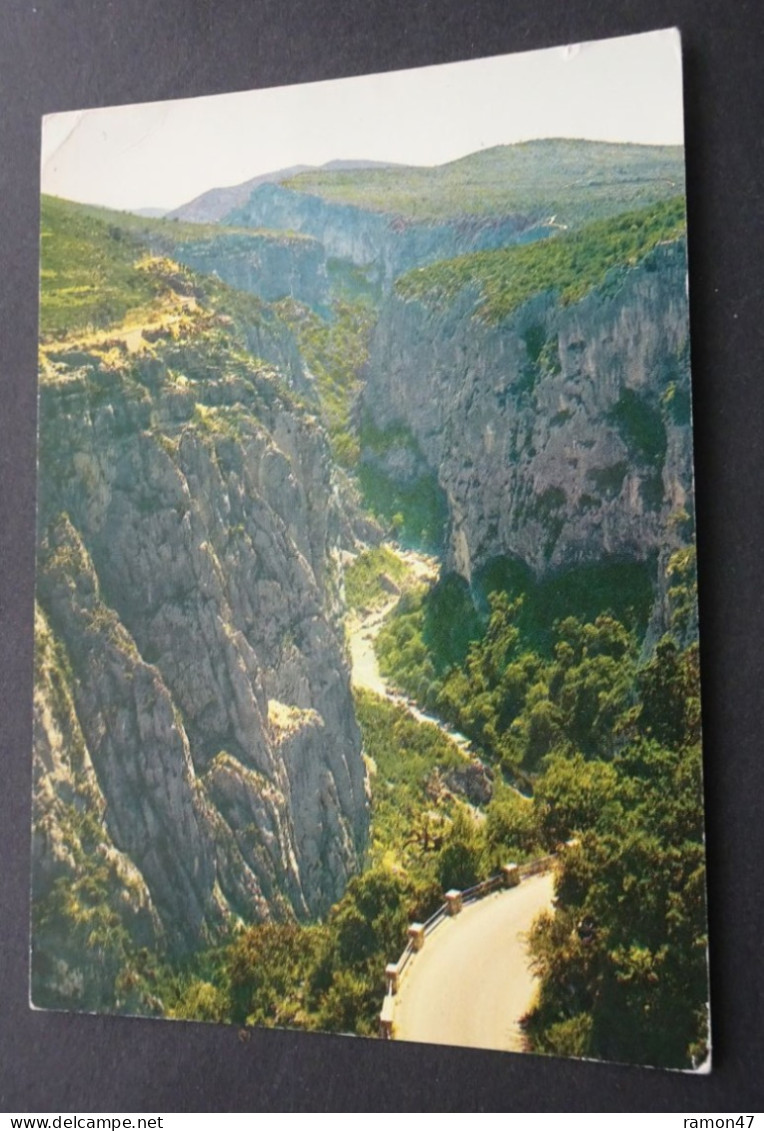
[344,545,410,610]
[396,197,686,324]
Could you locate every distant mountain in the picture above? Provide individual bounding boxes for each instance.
[168,165,313,223]
[169,159,403,224]
[276,139,685,227]
[222,140,685,284]
[130,206,168,218]
[321,159,406,172]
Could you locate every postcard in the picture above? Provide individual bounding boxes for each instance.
[33,27,708,1070]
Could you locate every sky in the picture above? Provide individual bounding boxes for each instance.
[41,29,684,213]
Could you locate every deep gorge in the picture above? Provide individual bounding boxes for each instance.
[31,142,705,1065]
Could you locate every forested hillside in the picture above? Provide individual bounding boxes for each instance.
[281,139,684,225]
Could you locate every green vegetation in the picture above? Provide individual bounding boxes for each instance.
[343,545,410,610]
[371,539,705,1067]
[355,418,448,550]
[396,197,686,324]
[304,864,440,1034]
[474,557,654,647]
[40,195,167,335]
[439,602,637,774]
[284,140,684,226]
[44,195,274,244]
[524,644,705,1068]
[357,689,544,884]
[44,193,311,250]
[224,922,328,1029]
[152,684,536,1036]
[356,688,471,867]
[358,463,448,551]
[40,194,316,340]
[274,297,375,467]
[666,544,698,642]
[34,569,705,1063]
[32,804,140,1013]
[32,610,145,1015]
[372,549,705,1066]
[376,558,654,750]
[609,387,667,465]
[326,257,382,304]
[375,576,481,704]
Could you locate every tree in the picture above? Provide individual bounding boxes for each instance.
[533,752,620,849]
[436,808,483,892]
[227,922,322,1028]
[483,780,540,867]
[525,728,708,1068]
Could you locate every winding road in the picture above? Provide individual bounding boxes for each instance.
[345,545,553,1052]
[393,872,555,1052]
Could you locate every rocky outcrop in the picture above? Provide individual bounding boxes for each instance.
[167,230,329,310]
[34,317,369,973]
[32,603,162,1010]
[362,240,694,632]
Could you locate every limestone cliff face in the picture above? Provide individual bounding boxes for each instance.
[34,316,368,990]
[362,241,694,627]
[226,183,554,283]
[32,602,162,1010]
[169,230,329,310]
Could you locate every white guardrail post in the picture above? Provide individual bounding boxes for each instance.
[378,851,556,1037]
[408,923,425,951]
[444,889,463,916]
[502,862,520,887]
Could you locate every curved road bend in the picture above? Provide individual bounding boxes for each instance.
[393,872,555,1052]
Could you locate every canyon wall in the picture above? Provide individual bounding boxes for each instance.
[33,308,369,1007]
[362,240,694,630]
[226,182,554,283]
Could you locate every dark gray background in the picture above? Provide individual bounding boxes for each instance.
[2,0,762,1112]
